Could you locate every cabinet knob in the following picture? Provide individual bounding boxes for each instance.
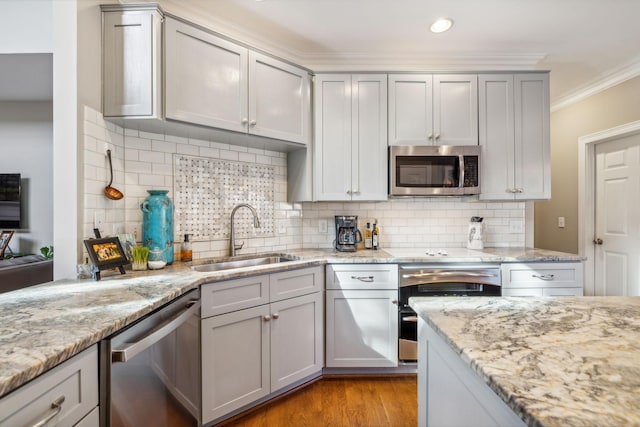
[434,134,440,140]
[346,190,352,195]
[263,315,272,322]
[241,118,249,124]
[593,238,604,245]
[250,120,257,126]
[272,313,279,320]
[391,299,399,305]
[428,134,434,140]
[516,188,524,193]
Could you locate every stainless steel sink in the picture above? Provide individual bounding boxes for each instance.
[191,255,297,273]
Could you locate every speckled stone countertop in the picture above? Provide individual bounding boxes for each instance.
[409,297,640,427]
[0,247,581,399]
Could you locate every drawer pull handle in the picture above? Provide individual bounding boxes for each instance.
[532,274,555,281]
[351,275,374,282]
[32,396,65,427]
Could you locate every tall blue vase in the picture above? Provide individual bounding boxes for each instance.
[141,190,174,264]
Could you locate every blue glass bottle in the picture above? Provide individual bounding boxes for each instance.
[141,190,174,264]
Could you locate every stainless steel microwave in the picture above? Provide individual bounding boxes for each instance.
[389,145,481,196]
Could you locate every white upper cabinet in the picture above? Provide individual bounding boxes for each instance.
[165,17,248,133]
[389,74,478,146]
[479,73,550,200]
[164,17,310,145]
[102,5,162,118]
[314,74,388,201]
[249,52,311,144]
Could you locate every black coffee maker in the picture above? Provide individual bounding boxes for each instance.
[335,215,362,252]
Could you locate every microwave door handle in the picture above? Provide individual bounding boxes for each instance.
[459,155,465,188]
[111,299,200,363]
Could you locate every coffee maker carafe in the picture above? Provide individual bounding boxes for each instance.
[335,216,362,252]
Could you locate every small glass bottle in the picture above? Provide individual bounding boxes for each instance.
[364,222,373,249]
[180,234,192,262]
[372,223,379,250]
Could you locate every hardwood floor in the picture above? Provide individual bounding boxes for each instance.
[218,375,417,427]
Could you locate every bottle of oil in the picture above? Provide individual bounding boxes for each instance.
[364,222,373,249]
[372,222,379,250]
[180,234,192,262]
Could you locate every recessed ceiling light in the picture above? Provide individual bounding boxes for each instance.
[430,18,454,33]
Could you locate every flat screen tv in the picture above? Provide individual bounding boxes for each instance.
[0,174,21,229]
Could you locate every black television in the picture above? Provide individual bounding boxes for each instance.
[0,174,21,229]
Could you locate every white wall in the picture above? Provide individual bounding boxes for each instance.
[0,0,53,53]
[0,102,53,254]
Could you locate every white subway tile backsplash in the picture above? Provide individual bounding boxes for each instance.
[82,106,525,260]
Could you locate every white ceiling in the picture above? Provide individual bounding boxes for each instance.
[149,0,640,107]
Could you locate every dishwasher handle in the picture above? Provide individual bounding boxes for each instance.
[112,299,200,363]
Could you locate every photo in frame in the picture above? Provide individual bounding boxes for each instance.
[0,230,14,258]
[83,237,129,280]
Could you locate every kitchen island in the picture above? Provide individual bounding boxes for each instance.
[410,297,640,427]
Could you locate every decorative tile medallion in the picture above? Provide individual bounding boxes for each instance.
[174,155,274,240]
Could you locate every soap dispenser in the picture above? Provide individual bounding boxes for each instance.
[180,234,192,262]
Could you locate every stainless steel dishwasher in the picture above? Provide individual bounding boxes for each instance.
[100,288,201,427]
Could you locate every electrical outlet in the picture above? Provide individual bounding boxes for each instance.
[318,219,328,233]
[509,220,524,233]
[94,212,105,236]
[278,221,287,234]
[558,216,566,228]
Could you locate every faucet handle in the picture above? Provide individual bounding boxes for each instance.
[234,241,244,251]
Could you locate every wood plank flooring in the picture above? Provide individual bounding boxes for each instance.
[217,375,417,427]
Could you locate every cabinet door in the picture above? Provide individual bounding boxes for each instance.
[103,9,161,118]
[249,52,310,144]
[326,290,398,367]
[478,74,516,200]
[165,17,248,133]
[201,305,270,424]
[352,74,388,201]
[270,292,323,390]
[388,74,433,145]
[433,75,478,146]
[514,73,550,199]
[314,74,352,200]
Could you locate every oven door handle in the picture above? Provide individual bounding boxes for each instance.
[402,271,497,279]
[112,299,200,363]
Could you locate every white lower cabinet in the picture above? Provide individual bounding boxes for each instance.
[325,264,399,368]
[501,262,584,296]
[201,267,323,425]
[0,345,99,427]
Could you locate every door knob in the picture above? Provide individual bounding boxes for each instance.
[593,238,603,245]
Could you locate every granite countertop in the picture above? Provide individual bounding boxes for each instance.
[0,246,581,399]
[410,297,640,427]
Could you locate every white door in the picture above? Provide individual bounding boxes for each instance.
[314,74,352,200]
[433,74,478,146]
[164,17,248,133]
[594,134,640,296]
[325,290,398,368]
[388,74,433,145]
[248,51,310,144]
[269,292,323,391]
[351,74,388,201]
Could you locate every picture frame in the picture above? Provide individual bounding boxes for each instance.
[0,230,14,258]
[83,236,129,280]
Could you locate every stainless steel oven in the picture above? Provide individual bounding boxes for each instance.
[100,289,201,427]
[398,264,501,361]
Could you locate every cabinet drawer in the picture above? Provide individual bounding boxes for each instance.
[0,345,98,427]
[501,262,583,289]
[202,275,269,318]
[326,264,398,290]
[542,287,583,297]
[270,266,323,302]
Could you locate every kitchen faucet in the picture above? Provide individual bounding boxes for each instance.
[229,203,261,256]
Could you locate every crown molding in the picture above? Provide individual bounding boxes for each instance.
[551,57,640,112]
